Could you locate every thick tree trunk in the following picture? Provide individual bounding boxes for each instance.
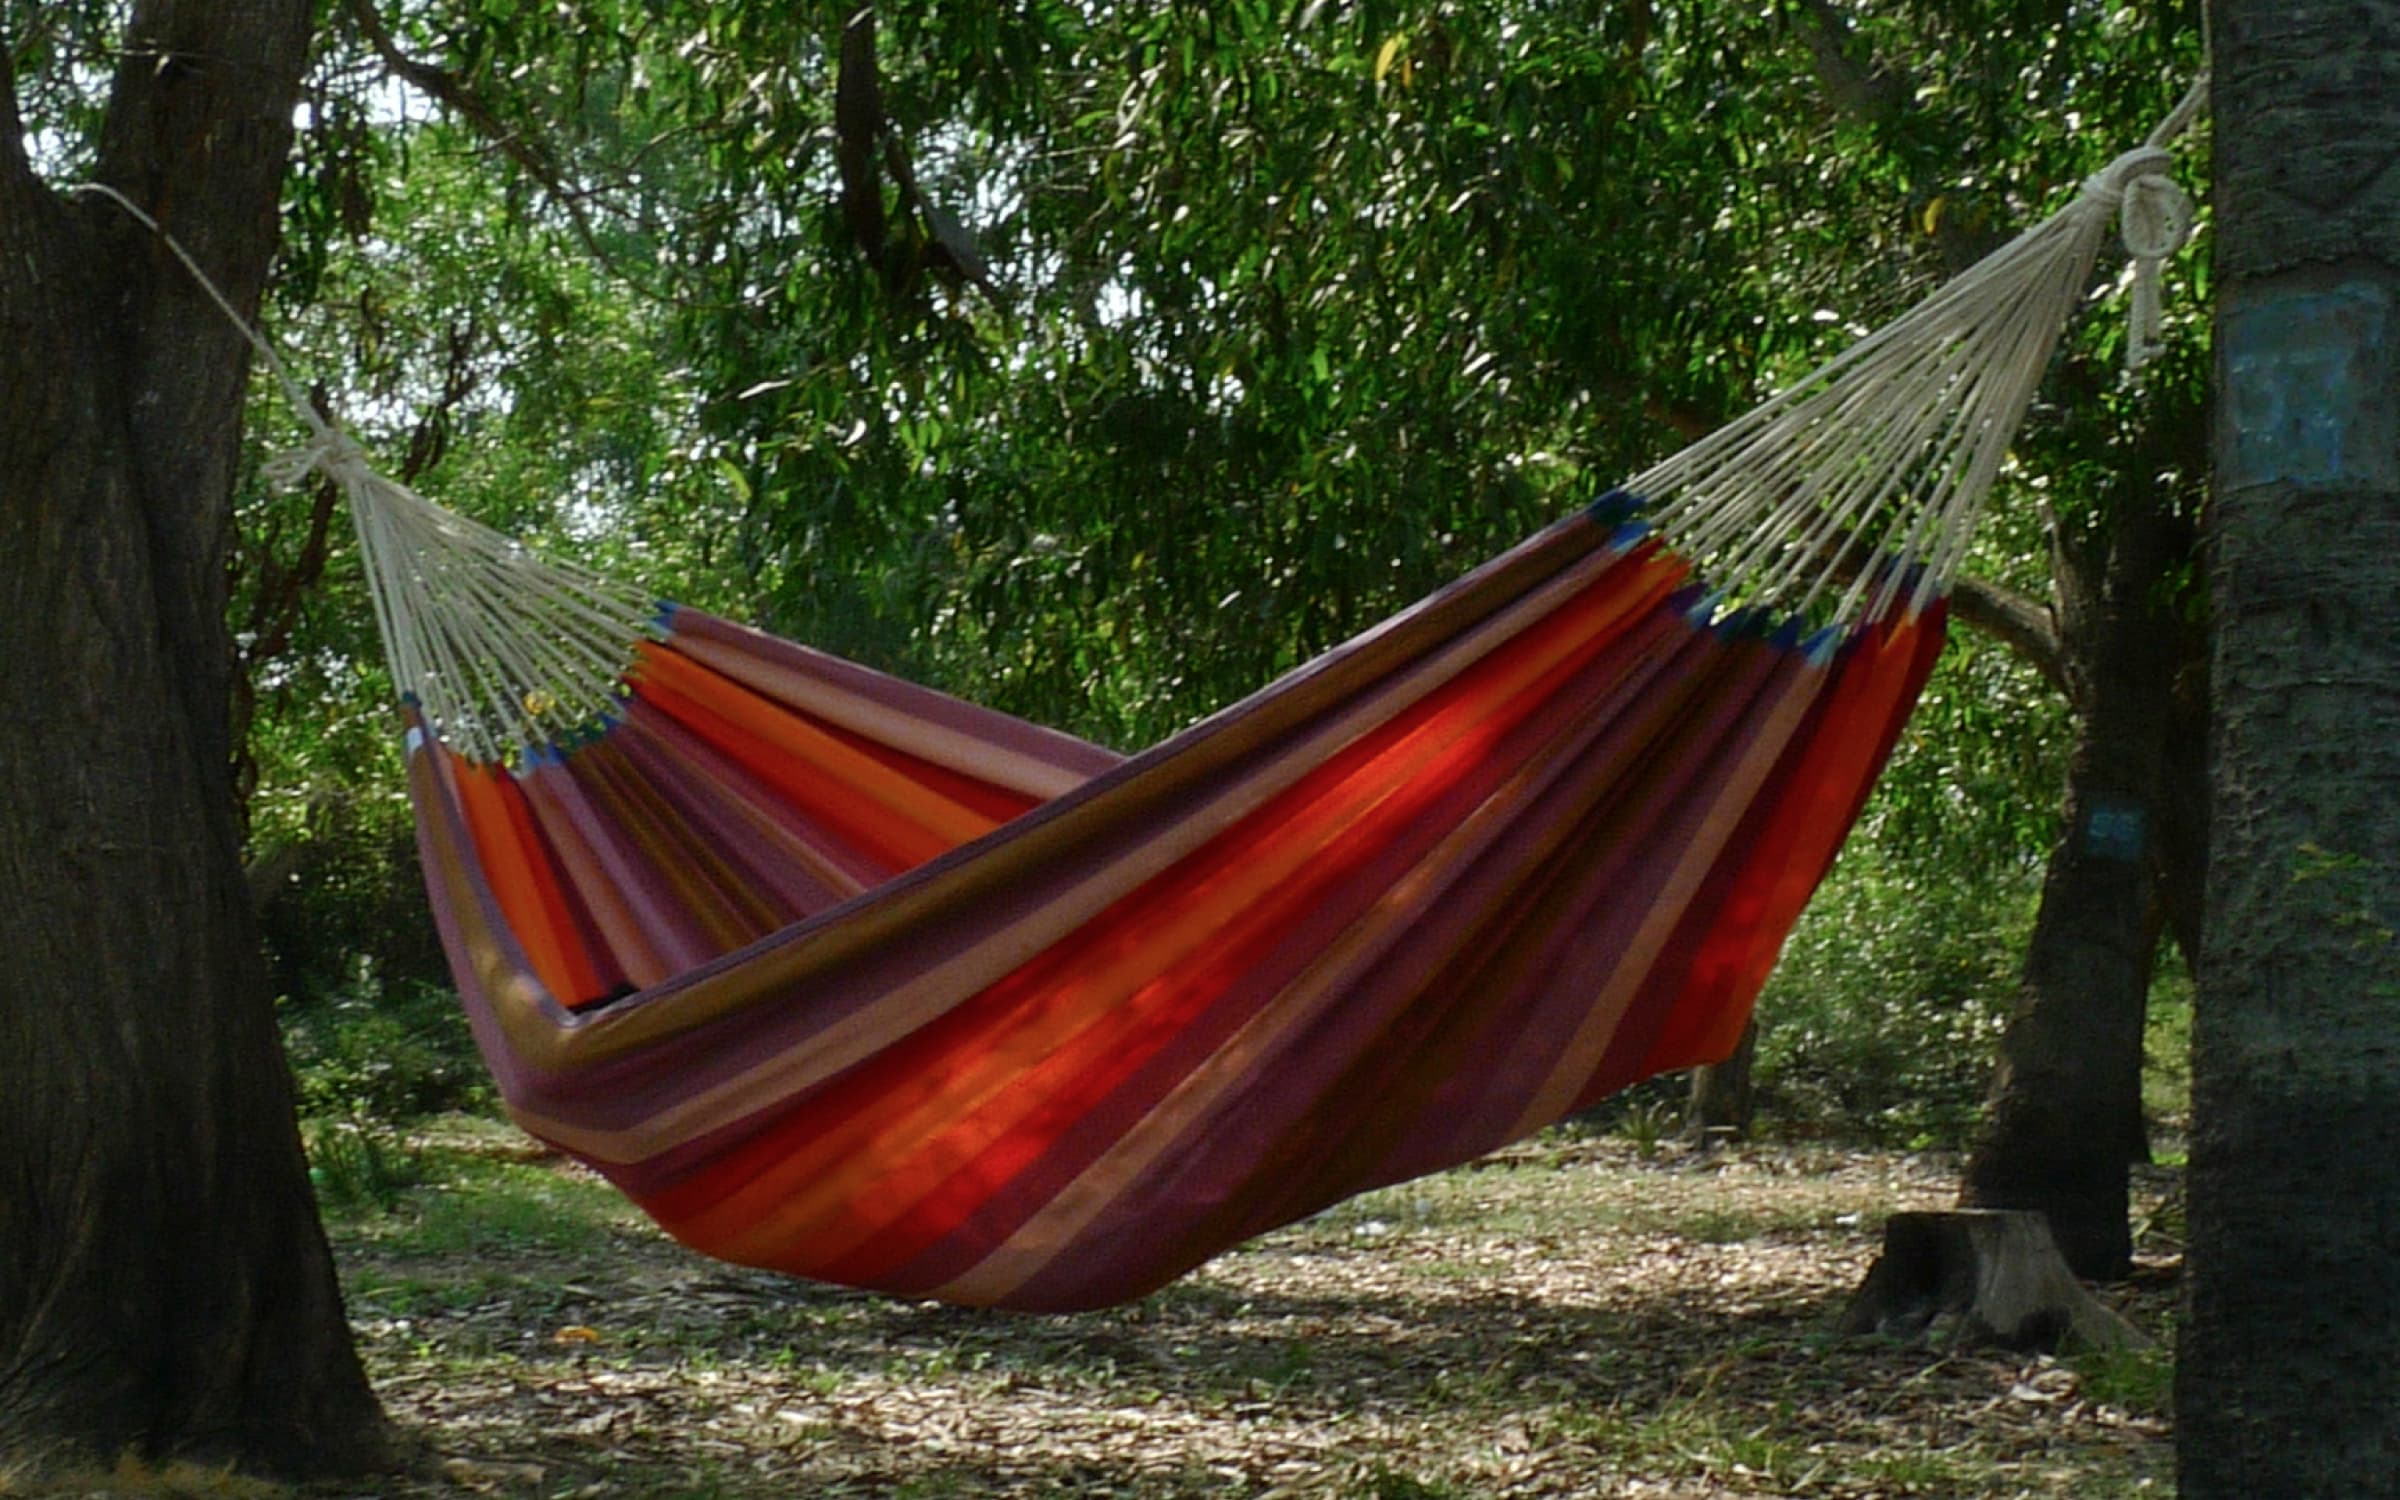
[1960,494,2194,1281]
[2182,4,2400,1495]
[0,3,385,1478]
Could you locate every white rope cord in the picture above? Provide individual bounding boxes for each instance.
[336,457,657,762]
[1622,77,2205,631]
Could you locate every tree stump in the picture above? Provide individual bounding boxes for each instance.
[1836,1210,2150,1352]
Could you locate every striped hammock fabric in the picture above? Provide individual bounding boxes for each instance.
[411,504,1941,1309]
[236,124,2192,1310]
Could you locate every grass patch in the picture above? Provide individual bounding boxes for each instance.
[2075,1339,2176,1419]
[303,1115,425,1213]
[331,1146,641,1257]
[1855,1448,1968,1492]
[1344,1466,1468,1500]
[1634,1398,1819,1490]
[2144,948,2195,1139]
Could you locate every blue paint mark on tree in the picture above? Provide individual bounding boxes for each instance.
[2081,796,2148,863]
[2223,284,2396,490]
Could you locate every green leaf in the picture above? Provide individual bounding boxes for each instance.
[714,459,752,508]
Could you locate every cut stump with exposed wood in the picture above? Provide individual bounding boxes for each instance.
[1836,1210,2150,1352]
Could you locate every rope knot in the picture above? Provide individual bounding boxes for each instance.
[2079,145,2174,208]
[262,420,375,492]
[2083,145,2194,375]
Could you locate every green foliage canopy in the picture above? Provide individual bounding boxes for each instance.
[8,2,2203,1119]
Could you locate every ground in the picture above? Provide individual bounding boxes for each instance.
[15,1125,2182,1498]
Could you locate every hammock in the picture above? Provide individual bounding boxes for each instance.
[154,112,2196,1310]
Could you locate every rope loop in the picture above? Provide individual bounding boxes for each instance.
[2078,145,2194,375]
[2120,171,2195,262]
[2115,162,2194,376]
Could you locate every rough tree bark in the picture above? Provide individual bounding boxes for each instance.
[0,2,385,1477]
[2181,2,2400,1493]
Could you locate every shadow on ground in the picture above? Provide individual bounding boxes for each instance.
[321,1141,2175,1499]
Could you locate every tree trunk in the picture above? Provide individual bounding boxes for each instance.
[1960,491,2194,1280]
[2182,4,2400,1495]
[1684,1019,1758,1143]
[0,3,385,1478]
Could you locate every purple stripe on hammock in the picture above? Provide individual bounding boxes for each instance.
[527,752,722,976]
[619,697,894,895]
[511,768,642,994]
[608,715,858,919]
[576,737,793,949]
[568,739,741,940]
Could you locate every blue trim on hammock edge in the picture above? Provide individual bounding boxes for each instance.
[1591,481,1947,669]
[1588,488,1653,550]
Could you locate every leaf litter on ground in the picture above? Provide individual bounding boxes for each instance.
[307,1125,2177,1500]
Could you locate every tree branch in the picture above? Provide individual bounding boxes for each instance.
[833,7,1005,310]
[1949,572,2069,697]
[1787,0,1911,131]
[343,0,627,280]
[835,7,888,278]
[1812,526,2069,694]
